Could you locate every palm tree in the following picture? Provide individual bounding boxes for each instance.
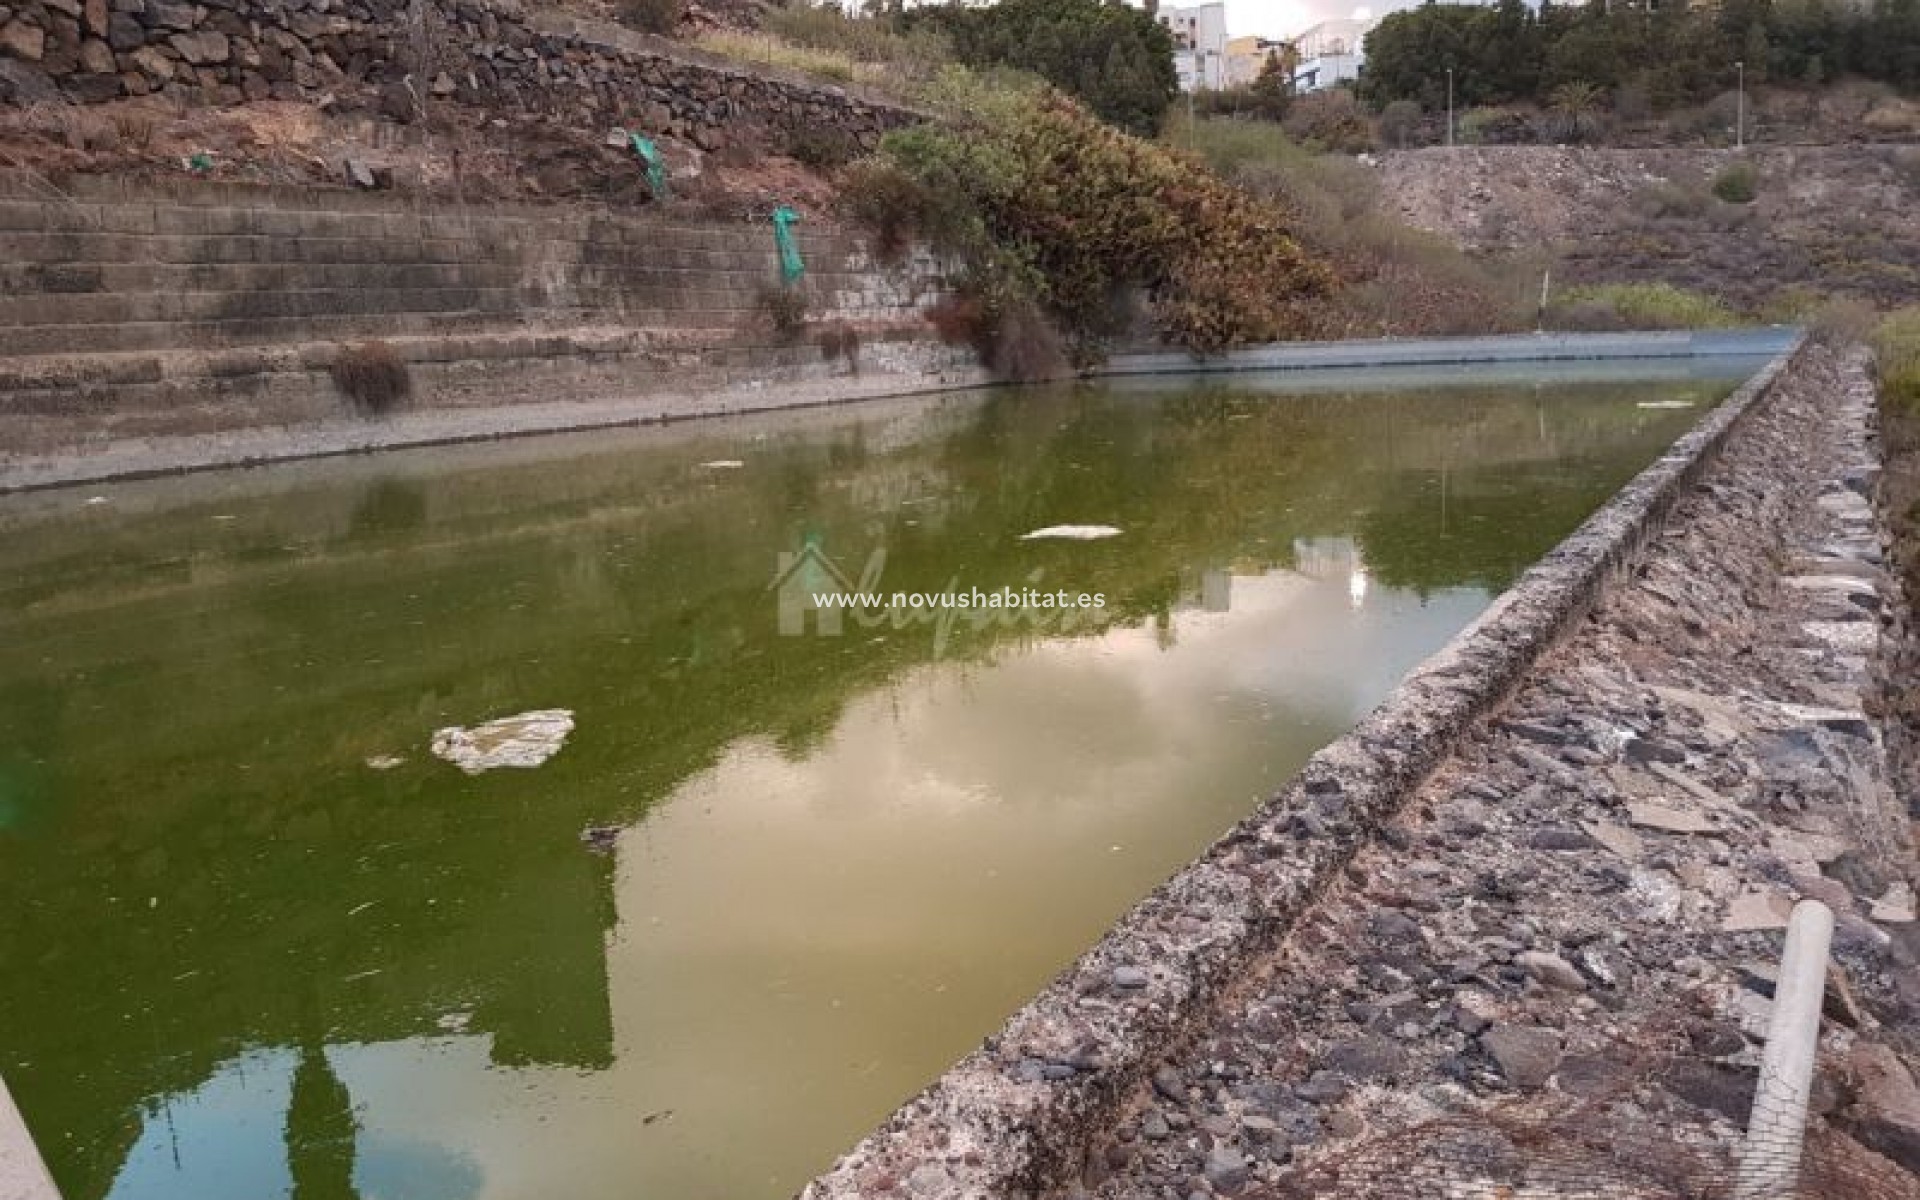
[1548,80,1605,143]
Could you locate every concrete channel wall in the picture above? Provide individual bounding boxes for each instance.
[1104,327,1799,375]
[798,337,1808,1200]
[0,1074,59,1200]
[0,171,948,457]
[0,326,1798,493]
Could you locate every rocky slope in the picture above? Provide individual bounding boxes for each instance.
[1373,145,1920,313]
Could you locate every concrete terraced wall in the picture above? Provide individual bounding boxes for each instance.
[0,172,952,451]
[0,0,917,154]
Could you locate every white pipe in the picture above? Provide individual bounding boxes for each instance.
[1734,898,1834,1199]
[0,1073,62,1200]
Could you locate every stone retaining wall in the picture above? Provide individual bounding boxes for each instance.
[0,171,952,453]
[0,0,915,153]
[799,340,1807,1200]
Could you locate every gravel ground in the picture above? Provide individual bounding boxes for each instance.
[1073,345,1920,1199]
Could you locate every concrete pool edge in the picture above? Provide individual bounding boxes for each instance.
[796,334,1809,1200]
[1100,327,1800,377]
[0,1072,60,1200]
[0,329,1800,496]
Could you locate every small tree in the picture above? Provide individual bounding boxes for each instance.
[1246,51,1294,120]
[1378,99,1423,148]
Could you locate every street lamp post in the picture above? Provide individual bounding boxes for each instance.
[1446,67,1455,147]
[1735,59,1745,149]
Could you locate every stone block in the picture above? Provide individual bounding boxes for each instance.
[105,10,141,48]
[168,27,225,62]
[78,34,112,71]
[0,18,46,60]
[143,0,195,29]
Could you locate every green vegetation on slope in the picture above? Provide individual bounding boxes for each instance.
[1547,282,1744,331]
[845,79,1335,370]
[1875,305,1920,411]
[900,0,1179,136]
[1361,0,1920,118]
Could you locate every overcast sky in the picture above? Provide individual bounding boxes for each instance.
[1223,0,1383,41]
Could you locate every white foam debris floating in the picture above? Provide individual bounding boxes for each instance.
[431,709,576,774]
[699,460,745,469]
[1636,400,1696,409]
[1020,525,1123,541]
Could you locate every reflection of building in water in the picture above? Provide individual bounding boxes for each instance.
[110,1044,486,1200]
[1201,569,1232,613]
[1290,537,1370,609]
[287,1044,360,1200]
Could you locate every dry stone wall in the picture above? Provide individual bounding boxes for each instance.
[0,0,916,153]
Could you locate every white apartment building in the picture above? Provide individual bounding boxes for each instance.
[1155,1,1229,91]
[1289,16,1378,91]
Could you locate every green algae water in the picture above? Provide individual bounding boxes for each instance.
[0,364,1759,1200]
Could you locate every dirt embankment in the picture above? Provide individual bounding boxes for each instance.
[1372,145,1920,313]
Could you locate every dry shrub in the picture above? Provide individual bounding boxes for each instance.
[1876,307,1920,413]
[783,126,860,171]
[758,284,810,343]
[27,104,118,152]
[1281,89,1375,153]
[618,0,682,35]
[839,159,929,263]
[1193,118,1534,336]
[761,2,949,79]
[1377,99,1425,149]
[815,322,862,373]
[985,299,1069,382]
[925,292,987,349]
[1760,286,1878,347]
[1810,294,1881,346]
[922,292,1066,381]
[110,109,160,150]
[1548,299,1632,331]
[699,31,858,82]
[1633,180,1710,220]
[1862,98,1920,136]
[330,341,412,414]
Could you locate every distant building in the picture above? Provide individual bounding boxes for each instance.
[1156,1,1228,91]
[1289,16,1378,92]
[1224,34,1290,87]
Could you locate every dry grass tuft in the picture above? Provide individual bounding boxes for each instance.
[329,340,413,414]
